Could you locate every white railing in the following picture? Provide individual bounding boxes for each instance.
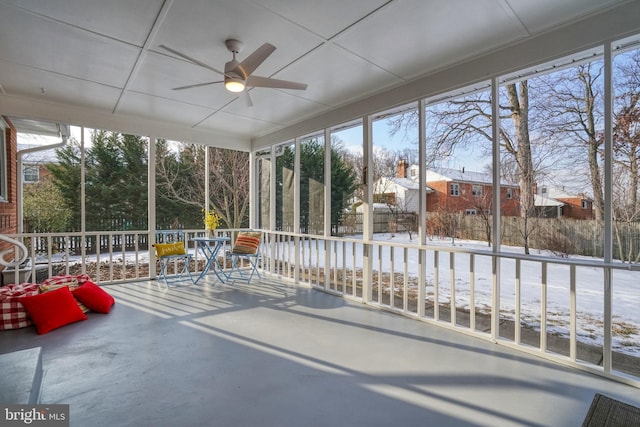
[7,229,639,388]
[6,229,236,285]
[259,230,640,388]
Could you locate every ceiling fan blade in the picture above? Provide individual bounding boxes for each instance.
[172,81,223,90]
[159,45,228,77]
[240,91,254,107]
[235,43,276,78]
[246,75,307,90]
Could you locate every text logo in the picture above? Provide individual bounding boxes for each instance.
[1,405,69,426]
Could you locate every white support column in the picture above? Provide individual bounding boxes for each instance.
[80,128,87,274]
[418,99,427,317]
[362,115,374,302]
[603,42,613,373]
[204,146,210,214]
[491,77,502,340]
[148,135,157,280]
[294,137,301,283]
[270,148,277,275]
[324,128,332,289]
[249,149,257,229]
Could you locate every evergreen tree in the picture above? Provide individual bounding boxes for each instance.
[46,141,82,231]
[275,139,357,233]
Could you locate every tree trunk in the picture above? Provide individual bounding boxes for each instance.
[506,82,535,253]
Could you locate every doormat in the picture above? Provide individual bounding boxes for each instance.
[582,393,640,426]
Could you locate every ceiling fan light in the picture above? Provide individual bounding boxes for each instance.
[225,77,245,93]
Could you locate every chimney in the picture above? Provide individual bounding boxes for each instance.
[397,159,407,178]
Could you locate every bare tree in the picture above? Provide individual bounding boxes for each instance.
[535,62,605,220]
[155,143,249,229]
[208,147,250,229]
[389,83,541,252]
[613,50,640,220]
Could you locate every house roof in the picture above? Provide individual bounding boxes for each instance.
[426,167,518,187]
[389,177,419,190]
[541,187,592,201]
[535,194,565,207]
[380,177,434,192]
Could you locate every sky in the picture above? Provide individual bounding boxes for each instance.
[334,117,489,173]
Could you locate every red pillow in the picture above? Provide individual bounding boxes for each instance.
[72,282,115,314]
[19,287,88,335]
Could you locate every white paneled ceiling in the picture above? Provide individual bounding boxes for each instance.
[0,0,634,150]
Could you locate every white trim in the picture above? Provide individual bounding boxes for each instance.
[0,118,7,202]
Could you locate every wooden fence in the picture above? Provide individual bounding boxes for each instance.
[336,212,640,261]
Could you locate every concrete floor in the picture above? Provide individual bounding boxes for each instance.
[1,276,639,427]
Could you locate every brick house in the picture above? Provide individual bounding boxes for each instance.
[536,186,594,220]
[375,161,522,216]
[424,166,521,216]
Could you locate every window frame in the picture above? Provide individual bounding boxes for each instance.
[23,165,39,183]
[450,182,460,196]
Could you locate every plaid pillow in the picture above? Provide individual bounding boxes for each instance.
[41,274,92,286]
[0,283,39,330]
[231,231,262,255]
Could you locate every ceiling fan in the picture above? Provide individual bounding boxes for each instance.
[159,39,307,106]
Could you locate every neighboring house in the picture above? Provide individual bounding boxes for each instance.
[536,186,594,220]
[375,161,522,216]
[374,160,434,213]
[534,194,565,218]
[425,166,521,216]
[371,161,596,221]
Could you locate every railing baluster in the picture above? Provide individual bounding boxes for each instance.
[403,247,408,312]
[470,253,475,331]
[434,250,439,321]
[515,258,521,345]
[450,252,456,326]
[378,245,383,305]
[541,262,548,352]
[570,264,577,361]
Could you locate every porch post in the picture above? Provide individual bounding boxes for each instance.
[603,42,613,373]
[249,149,256,229]
[324,128,332,289]
[362,114,374,303]
[294,137,301,283]
[148,135,157,280]
[204,146,210,214]
[269,147,277,276]
[80,127,87,275]
[491,77,501,340]
[417,99,427,317]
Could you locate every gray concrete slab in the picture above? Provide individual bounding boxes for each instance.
[0,277,638,427]
[0,347,42,404]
